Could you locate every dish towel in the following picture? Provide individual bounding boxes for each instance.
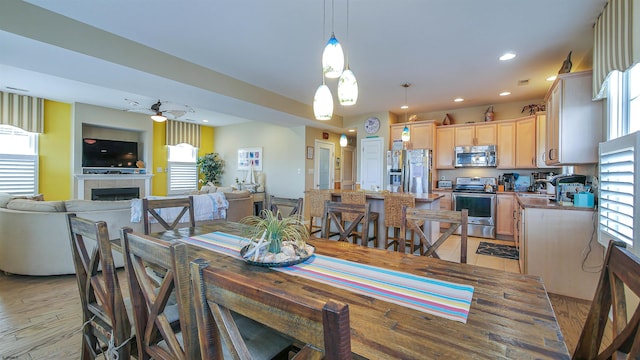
[130,193,229,223]
[182,231,475,323]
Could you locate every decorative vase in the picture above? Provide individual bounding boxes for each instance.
[484,106,494,122]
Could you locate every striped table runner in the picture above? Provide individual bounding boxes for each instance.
[182,231,474,323]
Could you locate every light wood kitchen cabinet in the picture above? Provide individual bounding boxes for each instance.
[435,127,455,169]
[544,70,603,165]
[389,120,436,150]
[496,193,514,238]
[515,116,536,168]
[535,113,554,168]
[496,122,515,169]
[517,201,603,300]
[433,190,452,229]
[454,123,496,147]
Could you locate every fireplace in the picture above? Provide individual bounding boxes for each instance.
[91,187,140,201]
[75,173,152,200]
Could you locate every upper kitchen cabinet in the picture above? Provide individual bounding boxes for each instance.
[389,120,437,150]
[435,126,455,169]
[544,71,603,165]
[535,113,554,168]
[454,123,497,146]
[496,121,515,169]
[515,116,536,168]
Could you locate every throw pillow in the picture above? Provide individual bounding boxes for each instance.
[0,193,12,208]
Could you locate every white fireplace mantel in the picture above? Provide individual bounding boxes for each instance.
[75,174,153,200]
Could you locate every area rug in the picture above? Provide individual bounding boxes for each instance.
[476,242,519,260]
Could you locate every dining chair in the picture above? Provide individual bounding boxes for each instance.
[306,189,333,236]
[66,214,135,360]
[190,258,352,359]
[340,190,379,247]
[268,195,303,218]
[142,196,195,235]
[401,207,468,263]
[119,227,198,360]
[321,200,371,244]
[383,193,416,251]
[572,241,640,359]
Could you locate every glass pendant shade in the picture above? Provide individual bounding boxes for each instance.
[338,68,358,106]
[340,134,348,147]
[322,33,344,79]
[401,126,410,142]
[313,84,333,120]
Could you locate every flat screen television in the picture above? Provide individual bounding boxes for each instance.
[82,138,139,168]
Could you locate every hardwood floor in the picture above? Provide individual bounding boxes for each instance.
[0,237,593,359]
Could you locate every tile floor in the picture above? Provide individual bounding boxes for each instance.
[428,235,521,273]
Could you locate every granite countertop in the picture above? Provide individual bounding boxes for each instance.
[329,190,443,203]
[515,193,595,211]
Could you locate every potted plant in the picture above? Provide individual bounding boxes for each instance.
[197,153,224,186]
[239,209,313,266]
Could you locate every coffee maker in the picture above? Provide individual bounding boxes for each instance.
[531,172,554,193]
[500,173,518,192]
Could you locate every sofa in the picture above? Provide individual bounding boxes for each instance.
[0,190,254,276]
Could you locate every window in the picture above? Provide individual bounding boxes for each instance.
[167,143,198,195]
[600,63,640,256]
[0,125,38,195]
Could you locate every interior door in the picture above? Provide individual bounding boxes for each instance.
[314,140,335,189]
[360,137,384,191]
[340,145,356,190]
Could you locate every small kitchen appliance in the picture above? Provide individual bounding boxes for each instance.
[437,179,452,189]
[549,174,587,203]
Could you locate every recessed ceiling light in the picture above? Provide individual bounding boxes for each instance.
[454,98,464,102]
[499,91,511,96]
[499,53,516,61]
[202,119,209,123]
[401,105,409,110]
[348,129,356,132]
[546,75,557,81]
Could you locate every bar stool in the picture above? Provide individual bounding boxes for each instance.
[340,190,379,247]
[383,193,417,252]
[306,189,333,236]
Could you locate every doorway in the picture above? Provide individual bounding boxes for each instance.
[340,145,356,190]
[314,140,335,190]
[360,137,384,191]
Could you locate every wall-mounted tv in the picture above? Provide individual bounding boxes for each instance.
[82,138,139,168]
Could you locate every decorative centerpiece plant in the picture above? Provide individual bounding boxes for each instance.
[240,209,313,264]
[197,153,224,186]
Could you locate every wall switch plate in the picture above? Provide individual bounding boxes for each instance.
[156,167,163,173]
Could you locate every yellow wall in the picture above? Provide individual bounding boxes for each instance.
[39,100,72,200]
[151,123,215,195]
[152,121,167,196]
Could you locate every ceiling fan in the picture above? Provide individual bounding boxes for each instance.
[126,99,194,122]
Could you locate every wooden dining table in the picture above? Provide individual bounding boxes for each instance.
[143,220,569,359]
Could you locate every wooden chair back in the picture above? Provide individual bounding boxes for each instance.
[306,190,333,235]
[190,258,352,359]
[119,227,199,360]
[572,241,640,359]
[66,213,134,359]
[339,191,366,222]
[321,200,370,244]
[142,196,195,235]
[269,195,303,218]
[401,207,469,263]
[383,193,415,228]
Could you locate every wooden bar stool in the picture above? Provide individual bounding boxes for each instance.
[340,190,379,247]
[306,189,333,236]
[383,193,416,252]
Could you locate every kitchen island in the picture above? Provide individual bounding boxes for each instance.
[514,193,604,300]
[329,190,442,249]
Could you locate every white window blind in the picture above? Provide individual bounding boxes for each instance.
[0,154,38,195]
[167,144,198,195]
[599,131,640,256]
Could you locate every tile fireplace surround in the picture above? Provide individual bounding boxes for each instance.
[75,174,152,200]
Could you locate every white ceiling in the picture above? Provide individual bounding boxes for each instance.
[0,0,606,131]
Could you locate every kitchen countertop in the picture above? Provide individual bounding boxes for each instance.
[329,190,442,203]
[515,193,595,211]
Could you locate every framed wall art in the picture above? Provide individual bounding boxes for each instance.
[237,147,263,170]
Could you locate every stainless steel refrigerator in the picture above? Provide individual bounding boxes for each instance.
[386,149,431,193]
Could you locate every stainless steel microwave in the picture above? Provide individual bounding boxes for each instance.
[454,145,497,167]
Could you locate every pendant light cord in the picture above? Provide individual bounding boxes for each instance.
[345,0,350,66]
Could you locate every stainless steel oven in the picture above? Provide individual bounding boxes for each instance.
[452,177,497,239]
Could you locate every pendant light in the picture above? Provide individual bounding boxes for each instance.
[314,79,333,120]
[314,0,334,120]
[322,0,344,78]
[338,0,358,106]
[401,83,411,142]
[340,133,348,147]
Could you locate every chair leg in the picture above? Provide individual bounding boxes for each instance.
[372,219,379,248]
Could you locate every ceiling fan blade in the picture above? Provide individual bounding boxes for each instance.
[165,110,186,118]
